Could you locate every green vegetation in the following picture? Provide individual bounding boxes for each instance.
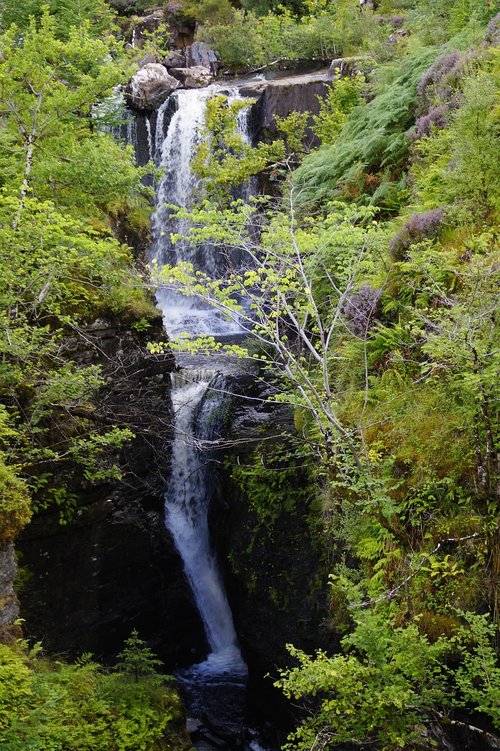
[0,633,190,751]
[181,0,378,70]
[0,6,156,535]
[0,0,498,749]
[277,610,500,750]
[154,1,499,747]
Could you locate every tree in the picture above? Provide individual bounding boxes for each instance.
[192,94,284,204]
[115,630,166,684]
[0,0,116,39]
[153,195,386,472]
[0,9,136,224]
[0,8,151,533]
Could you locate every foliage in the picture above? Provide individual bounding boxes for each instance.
[0,8,152,535]
[192,94,284,203]
[408,0,498,44]
[231,443,315,529]
[0,0,116,38]
[197,1,376,70]
[276,609,500,750]
[0,639,188,751]
[294,46,439,206]
[0,0,497,747]
[0,9,139,219]
[240,0,308,16]
[0,409,31,540]
[274,111,311,162]
[115,629,167,684]
[412,65,500,217]
[389,207,445,259]
[312,72,365,146]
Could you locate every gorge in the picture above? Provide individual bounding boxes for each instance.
[3,3,498,750]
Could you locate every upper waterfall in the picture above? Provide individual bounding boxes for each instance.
[151,86,251,339]
[152,85,253,681]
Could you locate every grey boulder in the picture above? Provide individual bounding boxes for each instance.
[125,63,180,111]
[169,65,213,88]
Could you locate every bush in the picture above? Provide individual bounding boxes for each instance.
[342,285,381,337]
[0,640,189,751]
[0,460,31,542]
[276,609,500,750]
[389,207,445,259]
[413,68,500,216]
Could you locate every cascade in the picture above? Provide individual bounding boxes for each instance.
[153,86,251,683]
[109,74,280,749]
[148,84,273,751]
[164,368,246,678]
[151,86,249,338]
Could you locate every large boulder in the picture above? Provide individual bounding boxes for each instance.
[163,49,186,69]
[170,66,214,89]
[185,42,220,74]
[125,63,180,111]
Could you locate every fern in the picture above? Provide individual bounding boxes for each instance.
[293,47,441,206]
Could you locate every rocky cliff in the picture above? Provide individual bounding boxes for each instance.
[18,319,208,664]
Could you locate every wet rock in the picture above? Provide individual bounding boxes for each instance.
[125,63,180,111]
[239,70,331,149]
[170,66,214,89]
[129,9,164,49]
[187,717,204,734]
[247,70,331,132]
[329,56,364,77]
[185,42,220,74]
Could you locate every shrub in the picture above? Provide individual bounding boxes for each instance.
[0,460,31,542]
[0,640,188,751]
[294,46,439,206]
[389,207,445,259]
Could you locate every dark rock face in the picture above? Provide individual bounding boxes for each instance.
[241,70,331,136]
[164,49,186,69]
[164,44,220,76]
[125,64,180,112]
[207,375,330,725]
[129,9,164,48]
[185,42,220,74]
[18,320,208,665]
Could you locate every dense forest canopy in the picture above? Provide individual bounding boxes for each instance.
[0,0,498,749]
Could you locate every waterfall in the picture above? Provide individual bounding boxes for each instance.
[165,370,246,677]
[151,86,250,338]
[154,86,254,680]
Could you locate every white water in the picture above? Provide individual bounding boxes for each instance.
[164,369,247,678]
[151,86,252,338]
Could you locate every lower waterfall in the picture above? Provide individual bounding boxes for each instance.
[164,369,247,678]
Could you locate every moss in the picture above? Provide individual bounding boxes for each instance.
[0,460,32,543]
